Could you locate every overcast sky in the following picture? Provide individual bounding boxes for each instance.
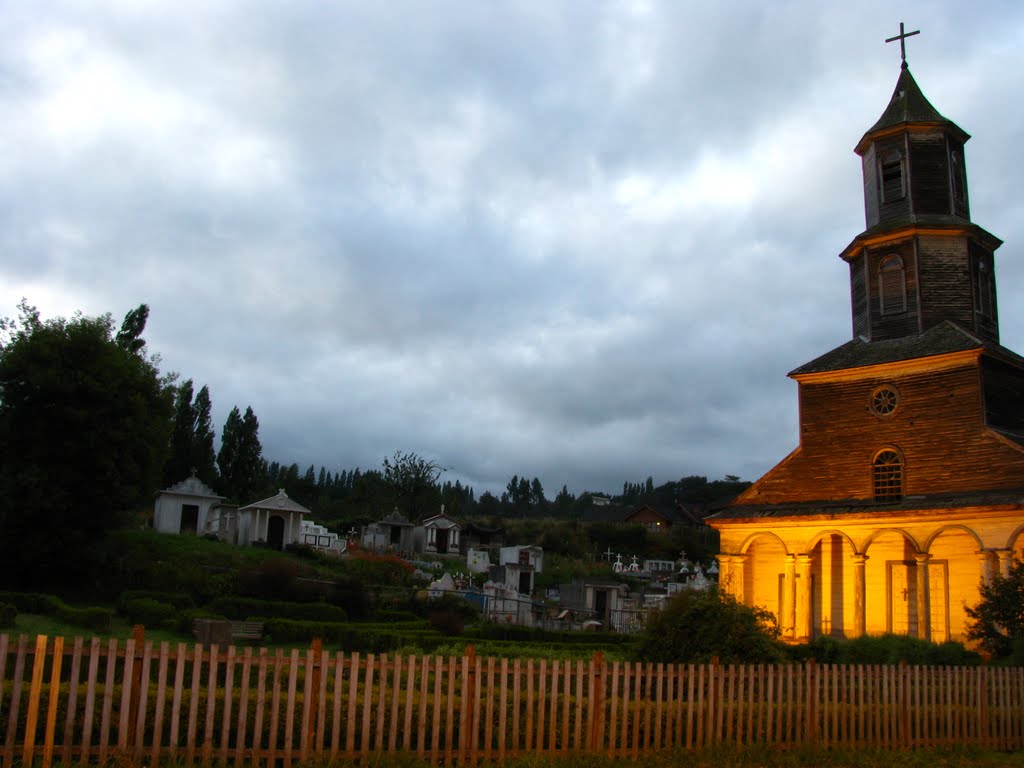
[2,1,1022,498]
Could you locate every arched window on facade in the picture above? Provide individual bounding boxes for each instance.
[879,150,905,203]
[879,255,907,315]
[873,449,903,502]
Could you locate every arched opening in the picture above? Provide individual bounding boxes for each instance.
[928,526,984,643]
[267,515,286,551]
[741,534,787,628]
[807,532,857,639]
[864,530,920,636]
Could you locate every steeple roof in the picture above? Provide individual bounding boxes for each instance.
[855,65,969,154]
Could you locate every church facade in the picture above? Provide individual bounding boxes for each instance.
[709,56,1024,645]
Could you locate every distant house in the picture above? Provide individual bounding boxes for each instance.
[413,511,462,556]
[558,577,630,629]
[236,489,309,551]
[624,504,674,532]
[153,473,227,537]
[490,545,544,595]
[361,509,415,553]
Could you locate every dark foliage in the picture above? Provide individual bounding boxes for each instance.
[0,302,172,590]
[635,588,786,664]
[966,560,1024,660]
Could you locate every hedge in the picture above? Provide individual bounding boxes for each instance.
[209,597,348,623]
[0,590,111,632]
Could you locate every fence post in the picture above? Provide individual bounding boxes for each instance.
[805,659,818,745]
[309,638,322,750]
[707,657,719,746]
[898,660,909,747]
[127,625,145,747]
[979,665,990,749]
[589,652,605,752]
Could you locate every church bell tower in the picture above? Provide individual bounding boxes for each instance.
[839,32,1003,344]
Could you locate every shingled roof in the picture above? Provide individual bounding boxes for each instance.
[789,321,1024,377]
[856,65,969,154]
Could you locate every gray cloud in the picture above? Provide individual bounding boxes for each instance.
[2,1,1023,498]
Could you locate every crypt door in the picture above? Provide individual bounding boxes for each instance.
[888,561,918,635]
[267,515,285,551]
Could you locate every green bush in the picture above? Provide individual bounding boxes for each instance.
[116,589,195,612]
[0,602,16,628]
[208,596,348,622]
[55,604,113,632]
[795,634,981,666]
[0,591,64,615]
[635,588,786,664]
[118,597,178,630]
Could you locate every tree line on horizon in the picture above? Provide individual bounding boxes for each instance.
[0,300,746,588]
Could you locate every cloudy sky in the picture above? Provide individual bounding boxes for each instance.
[2,1,1022,498]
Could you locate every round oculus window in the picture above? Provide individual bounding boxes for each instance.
[870,385,900,417]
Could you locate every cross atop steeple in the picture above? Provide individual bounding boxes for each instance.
[885,22,920,68]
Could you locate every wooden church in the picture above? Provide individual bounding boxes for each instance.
[709,36,1024,645]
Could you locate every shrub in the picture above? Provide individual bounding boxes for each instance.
[208,596,347,623]
[0,602,16,628]
[0,591,63,615]
[966,560,1024,658]
[117,590,195,612]
[428,610,465,636]
[635,588,786,664]
[801,634,982,666]
[119,597,178,630]
[55,605,113,632]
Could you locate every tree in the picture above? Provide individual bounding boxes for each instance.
[217,405,263,502]
[635,588,785,664]
[191,385,217,486]
[0,301,173,589]
[966,560,1024,659]
[382,451,444,520]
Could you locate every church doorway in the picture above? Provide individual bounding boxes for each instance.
[887,561,918,636]
[267,515,285,551]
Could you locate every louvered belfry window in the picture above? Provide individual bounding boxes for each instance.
[879,151,905,202]
[879,255,907,315]
[873,450,903,502]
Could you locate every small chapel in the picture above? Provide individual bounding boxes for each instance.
[709,29,1024,645]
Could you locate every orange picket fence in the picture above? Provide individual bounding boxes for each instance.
[1,632,1023,767]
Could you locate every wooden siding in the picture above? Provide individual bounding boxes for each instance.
[917,235,975,334]
[982,357,1024,431]
[874,135,911,229]
[747,362,1024,504]
[2,634,1024,767]
[908,132,952,217]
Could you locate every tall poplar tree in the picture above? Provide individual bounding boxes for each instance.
[217,405,263,503]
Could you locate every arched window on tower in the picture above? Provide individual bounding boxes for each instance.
[951,150,966,207]
[879,150,906,203]
[873,449,903,502]
[975,257,995,319]
[879,255,907,315]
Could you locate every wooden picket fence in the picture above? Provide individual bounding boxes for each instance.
[2,632,1023,767]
